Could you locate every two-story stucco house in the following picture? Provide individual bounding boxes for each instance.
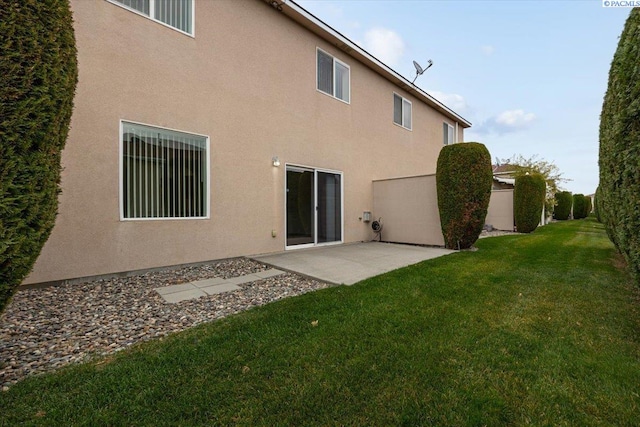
[24,0,470,285]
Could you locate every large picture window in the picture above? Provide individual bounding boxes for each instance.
[121,121,208,220]
[317,48,350,103]
[109,0,194,35]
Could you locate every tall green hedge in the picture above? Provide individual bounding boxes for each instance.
[572,194,588,220]
[514,173,545,233]
[436,142,492,250]
[554,191,572,220]
[594,186,603,223]
[600,8,640,282]
[0,0,78,312]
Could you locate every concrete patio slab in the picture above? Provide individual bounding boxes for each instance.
[252,242,454,285]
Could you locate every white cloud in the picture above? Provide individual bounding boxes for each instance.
[475,109,537,135]
[363,27,405,67]
[428,91,468,112]
[481,45,495,56]
[494,109,536,127]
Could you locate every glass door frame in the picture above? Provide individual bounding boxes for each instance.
[284,163,344,250]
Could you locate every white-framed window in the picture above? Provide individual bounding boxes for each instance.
[107,0,194,36]
[120,121,209,220]
[317,48,350,103]
[393,93,412,130]
[443,122,455,145]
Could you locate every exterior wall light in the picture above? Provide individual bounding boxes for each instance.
[272,156,280,167]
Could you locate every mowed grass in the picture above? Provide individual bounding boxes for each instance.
[1,218,639,426]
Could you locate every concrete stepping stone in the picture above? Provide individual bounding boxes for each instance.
[155,283,198,295]
[160,288,207,303]
[191,277,227,288]
[155,268,285,303]
[201,283,242,295]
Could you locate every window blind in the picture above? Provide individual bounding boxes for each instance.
[122,122,207,219]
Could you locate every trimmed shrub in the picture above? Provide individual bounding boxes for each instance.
[0,0,78,312]
[599,8,640,281]
[554,191,572,220]
[514,173,546,233]
[585,196,593,217]
[572,194,588,220]
[436,142,492,250]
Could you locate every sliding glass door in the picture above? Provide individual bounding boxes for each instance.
[286,167,314,246]
[286,166,342,248]
[317,171,341,243]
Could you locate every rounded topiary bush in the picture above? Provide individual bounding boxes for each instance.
[0,0,78,312]
[436,142,492,249]
[514,173,546,233]
[572,194,588,219]
[600,8,640,281]
[554,191,572,220]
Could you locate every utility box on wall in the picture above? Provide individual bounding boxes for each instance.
[372,174,445,246]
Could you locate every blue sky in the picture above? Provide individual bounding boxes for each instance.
[297,0,631,195]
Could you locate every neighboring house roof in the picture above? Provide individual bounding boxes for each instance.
[493,176,515,186]
[492,164,517,175]
[275,0,471,128]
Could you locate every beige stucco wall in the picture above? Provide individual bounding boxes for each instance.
[25,0,466,284]
[486,190,514,231]
[372,175,444,246]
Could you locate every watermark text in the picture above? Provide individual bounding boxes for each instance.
[603,0,640,7]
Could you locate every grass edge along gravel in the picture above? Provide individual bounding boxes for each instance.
[1,218,639,426]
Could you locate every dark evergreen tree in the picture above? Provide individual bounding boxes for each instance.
[594,187,603,223]
[554,191,573,221]
[0,0,78,312]
[572,194,588,220]
[436,143,492,250]
[599,8,640,282]
[514,174,546,233]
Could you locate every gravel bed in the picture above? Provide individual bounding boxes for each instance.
[0,258,330,389]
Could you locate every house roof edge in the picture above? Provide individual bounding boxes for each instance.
[273,0,472,128]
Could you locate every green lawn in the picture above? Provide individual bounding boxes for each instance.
[1,218,639,426]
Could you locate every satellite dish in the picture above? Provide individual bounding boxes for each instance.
[411,59,433,84]
[413,60,424,75]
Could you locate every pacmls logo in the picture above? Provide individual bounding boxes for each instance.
[603,0,640,7]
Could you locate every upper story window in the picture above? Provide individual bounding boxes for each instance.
[443,123,455,145]
[109,0,194,35]
[121,121,209,220]
[393,93,412,130]
[317,48,350,103]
